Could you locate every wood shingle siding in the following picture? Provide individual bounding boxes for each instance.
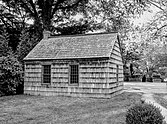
[24,32,124,98]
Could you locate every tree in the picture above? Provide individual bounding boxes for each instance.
[1,0,145,33]
[124,20,167,81]
[0,1,29,51]
[17,26,42,62]
[1,0,89,32]
[0,31,12,57]
[136,0,167,42]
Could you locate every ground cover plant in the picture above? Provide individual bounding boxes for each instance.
[0,92,141,124]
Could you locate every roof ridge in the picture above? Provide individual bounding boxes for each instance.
[48,32,118,39]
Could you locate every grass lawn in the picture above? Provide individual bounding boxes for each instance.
[154,93,167,109]
[0,92,141,124]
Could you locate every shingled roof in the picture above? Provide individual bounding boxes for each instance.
[24,33,118,60]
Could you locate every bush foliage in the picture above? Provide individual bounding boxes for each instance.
[126,102,164,124]
[0,55,23,96]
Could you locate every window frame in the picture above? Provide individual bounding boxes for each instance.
[42,64,51,85]
[116,65,119,82]
[69,64,79,85]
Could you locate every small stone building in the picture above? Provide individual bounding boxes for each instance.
[24,32,124,98]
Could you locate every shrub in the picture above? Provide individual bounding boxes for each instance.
[0,55,23,96]
[126,102,164,124]
[152,73,161,79]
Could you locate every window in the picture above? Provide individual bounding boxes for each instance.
[69,64,79,85]
[116,65,119,82]
[43,65,51,84]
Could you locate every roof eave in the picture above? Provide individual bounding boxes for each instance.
[24,56,110,61]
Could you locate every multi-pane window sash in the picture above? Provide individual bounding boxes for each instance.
[43,65,51,84]
[70,64,79,84]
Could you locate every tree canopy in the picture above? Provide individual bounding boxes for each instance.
[1,0,145,33]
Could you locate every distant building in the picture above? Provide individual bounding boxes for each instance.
[23,31,124,98]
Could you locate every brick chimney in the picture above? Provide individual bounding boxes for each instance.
[43,30,51,39]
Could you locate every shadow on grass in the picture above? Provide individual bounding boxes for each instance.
[0,92,141,124]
